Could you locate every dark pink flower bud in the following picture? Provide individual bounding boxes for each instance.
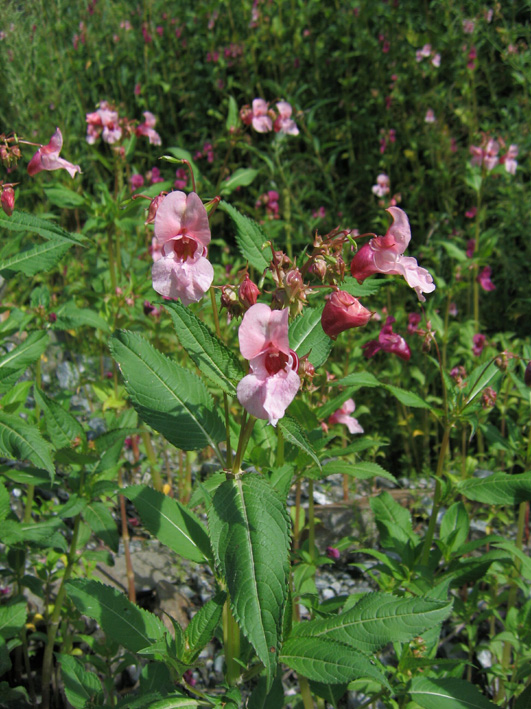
[472,333,486,357]
[238,275,260,309]
[326,546,340,560]
[481,387,497,409]
[48,312,57,323]
[477,266,495,292]
[321,291,373,339]
[1,186,15,216]
[145,193,166,225]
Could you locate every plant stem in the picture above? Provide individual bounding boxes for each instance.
[308,479,316,562]
[118,469,136,604]
[41,513,82,709]
[222,597,241,685]
[299,675,315,708]
[420,425,450,566]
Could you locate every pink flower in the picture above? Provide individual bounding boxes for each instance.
[477,265,495,291]
[407,312,422,334]
[500,144,518,175]
[362,316,411,361]
[328,399,364,434]
[274,101,299,136]
[350,207,436,302]
[425,109,436,123]
[236,304,300,426]
[130,173,144,190]
[472,333,486,356]
[149,166,164,184]
[27,128,81,178]
[326,546,340,560]
[250,98,273,133]
[321,291,372,339]
[465,206,477,219]
[174,168,188,190]
[1,186,15,216]
[463,19,475,34]
[86,102,122,144]
[372,173,390,197]
[432,53,441,67]
[136,111,162,145]
[151,191,214,306]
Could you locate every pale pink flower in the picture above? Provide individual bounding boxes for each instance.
[236,304,300,426]
[136,111,162,145]
[372,173,390,197]
[432,53,441,67]
[470,137,499,171]
[151,191,213,306]
[274,101,299,136]
[86,102,122,144]
[500,144,518,175]
[484,8,493,22]
[463,19,475,34]
[250,98,273,133]
[328,399,364,435]
[425,109,436,123]
[350,207,436,302]
[27,128,81,178]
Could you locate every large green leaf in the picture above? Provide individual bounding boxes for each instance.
[289,305,332,368]
[0,209,85,245]
[462,362,501,409]
[0,596,27,638]
[0,412,54,475]
[280,636,388,686]
[52,302,111,334]
[291,593,452,653]
[67,579,167,653]
[57,654,103,709]
[208,474,290,690]
[409,676,497,708]
[219,201,270,272]
[33,387,85,450]
[0,239,72,276]
[124,485,212,564]
[383,384,432,409]
[165,301,243,395]
[340,276,382,298]
[0,330,49,373]
[82,502,119,552]
[109,331,225,453]
[457,472,531,505]
[278,416,321,471]
[220,168,259,196]
[309,461,396,484]
[184,590,226,663]
[333,372,381,389]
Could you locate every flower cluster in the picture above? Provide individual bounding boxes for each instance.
[415,43,441,67]
[255,190,280,219]
[470,135,518,174]
[240,99,299,136]
[86,102,161,147]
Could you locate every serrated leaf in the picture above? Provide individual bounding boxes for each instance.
[1,518,67,551]
[409,676,497,708]
[370,491,413,537]
[34,387,85,450]
[280,636,388,686]
[109,331,225,453]
[340,276,382,297]
[0,209,85,245]
[165,301,243,395]
[440,502,469,553]
[0,331,49,373]
[463,362,500,409]
[0,597,27,638]
[57,654,102,709]
[457,472,531,505]
[208,474,290,690]
[289,306,332,368]
[311,461,396,484]
[53,302,111,334]
[278,416,321,470]
[124,485,211,564]
[220,168,259,196]
[184,590,226,662]
[384,384,432,409]
[0,239,72,276]
[44,186,86,208]
[0,412,54,476]
[0,482,9,522]
[219,201,270,272]
[82,502,119,552]
[291,592,452,654]
[67,579,167,653]
[333,372,381,388]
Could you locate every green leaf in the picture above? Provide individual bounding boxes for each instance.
[67,579,167,653]
[463,362,500,409]
[57,654,103,709]
[383,384,432,409]
[219,201,270,272]
[340,276,382,298]
[124,485,212,564]
[0,482,9,522]
[184,590,226,663]
[0,239,72,276]
[226,96,239,131]
[440,502,470,553]
[0,330,49,373]
[280,636,388,686]
[43,186,86,208]
[208,474,290,690]
[440,241,467,263]
[248,673,285,709]
[0,596,27,638]
[1,518,67,551]
[370,491,413,537]
[333,372,381,389]
[0,209,85,245]
[278,416,321,471]
[409,676,497,708]
[289,306,332,368]
[165,301,243,395]
[52,302,111,334]
[220,168,259,196]
[33,387,85,450]
[312,461,396,484]
[82,502,119,552]
[291,592,452,654]
[109,331,225,453]
[0,412,54,476]
[457,472,531,506]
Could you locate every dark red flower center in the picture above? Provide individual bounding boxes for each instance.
[173,234,198,261]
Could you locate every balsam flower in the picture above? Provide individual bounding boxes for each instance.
[328,399,364,434]
[27,128,81,178]
[372,173,390,197]
[362,316,411,361]
[136,111,162,145]
[274,101,299,136]
[236,304,300,426]
[321,291,372,339]
[477,266,495,292]
[151,191,213,306]
[86,102,122,144]
[350,207,435,302]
